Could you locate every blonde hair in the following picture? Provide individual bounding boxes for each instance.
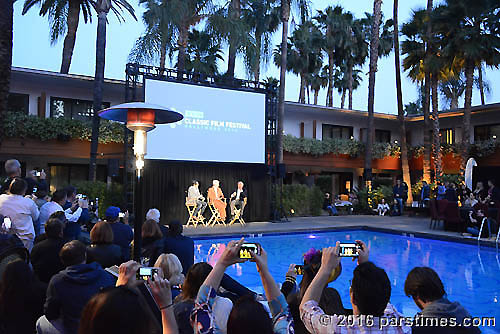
[154,253,185,286]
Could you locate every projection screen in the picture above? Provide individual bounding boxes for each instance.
[144,79,266,164]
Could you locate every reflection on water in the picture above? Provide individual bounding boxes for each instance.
[195,230,500,334]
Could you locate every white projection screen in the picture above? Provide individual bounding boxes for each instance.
[144,79,266,164]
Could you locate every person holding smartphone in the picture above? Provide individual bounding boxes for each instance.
[191,238,294,334]
[299,241,410,334]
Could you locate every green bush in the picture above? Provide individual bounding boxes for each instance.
[2,111,124,144]
[281,184,324,216]
[354,185,393,214]
[283,135,363,157]
[73,181,125,218]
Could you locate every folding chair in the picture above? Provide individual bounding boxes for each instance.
[185,198,206,227]
[185,198,198,227]
[229,198,247,226]
[208,200,226,227]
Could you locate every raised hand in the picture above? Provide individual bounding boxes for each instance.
[116,260,140,287]
[218,238,246,267]
[320,242,340,274]
[356,240,369,265]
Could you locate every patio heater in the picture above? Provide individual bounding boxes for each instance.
[99,102,183,261]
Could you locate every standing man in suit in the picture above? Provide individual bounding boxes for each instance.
[230,181,247,218]
[187,180,207,218]
[207,180,226,221]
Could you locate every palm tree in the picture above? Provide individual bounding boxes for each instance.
[242,0,280,82]
[401,8,431,183]
[129,0,174,68]
[364,0,383,182]
[439,74,465,109]
[332,64,361,109]
[22,0,132,74]
[185,29,224,77]
[274,21,323,104]
[307,69,327,105]
[393,0,412,203]
[315,6,350,107]
[0,0,13,118]
[89,0,135,181]
[437,0,500,167]
[277,0,309,164]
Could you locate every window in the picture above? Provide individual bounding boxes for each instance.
[474,124,500,141]
[360,129,391,143]
[322,124,353,140]
[7,93,29,114]
[439,128,455,144]
[50,97,110,121]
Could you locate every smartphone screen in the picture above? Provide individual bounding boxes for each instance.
[239,243,260,259]
[295,265,304,275]
[339,243,360,257]
[119,212,125,218]
[136,267,159,281]
[3,217,11,230]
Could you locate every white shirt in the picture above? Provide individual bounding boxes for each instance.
[0,194,39,251]
[236,189,243,200]
[377,203,389,211]
[39,201,82,234]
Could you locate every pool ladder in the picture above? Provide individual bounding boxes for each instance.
[477,217,500,244]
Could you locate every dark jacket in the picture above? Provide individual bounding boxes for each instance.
[1,176,47,196]
[231,189,247,201]
[445,188,458,202]
[0,278,46,334]
[393,184,406,199]
[109,221,134,261]
[141,237,165,267]
[421,184,431,200]
[86,243,123,268]
[412,297,481,334]
[30,237,65,283]
[44,262,115,334]
[323,197,333,210]
[164,234,194,275]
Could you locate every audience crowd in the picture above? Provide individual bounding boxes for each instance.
[0,159,487,334]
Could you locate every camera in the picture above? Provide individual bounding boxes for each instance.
[294,265,305,275]
[76,194,88,200]
[338,243,361,257]
[118,212,125,218]
[136,267,160,281]
[239,242,261,259]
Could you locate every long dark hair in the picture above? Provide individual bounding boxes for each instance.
[79,286,156,334]
[227,295,273,334]
[178,262,212,301]
[0,260,40,317]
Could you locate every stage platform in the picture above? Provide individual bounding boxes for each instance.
[183,215,498,247]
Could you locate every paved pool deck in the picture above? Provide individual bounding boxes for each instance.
[184,215,499,247]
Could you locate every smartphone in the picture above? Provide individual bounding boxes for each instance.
[3,217,11,230]
[118,212,125,218]
[239,242,261,259]
[76,194,88,200]
[136,267,160,281]
[32,187,38,194]
[35,171,41,177]
[338,243,361,257]
[294,264,305,275]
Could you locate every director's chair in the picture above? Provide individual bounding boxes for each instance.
[185,198,205,227]
[229,198,247,226]
[207,200,226,227]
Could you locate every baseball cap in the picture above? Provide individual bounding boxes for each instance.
[105,206,121,219]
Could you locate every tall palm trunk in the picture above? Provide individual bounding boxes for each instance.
[462,59,474,167]
[60,0,81,74]
[364,0,382,182]
[89,2,110,181]
[306,84,310,104]
[478,64,485,105]
[277,0,289,164]
[347,62,353,109]
[254,32,262,82]
[421,0,432,183]
[341,89,346,109]
[393,0,412,202]
[450,96,458,109]
[326,51,334,107]
[159,36,167,69]
[0,0,13,121]
[177,25,188,79]
[298,74,305,103]
[226,0,241,79]
[431,76,442,180]
[313,89,319,105]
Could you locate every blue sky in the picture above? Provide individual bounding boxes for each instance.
[12,0,499,114]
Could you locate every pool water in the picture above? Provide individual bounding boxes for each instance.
[194,230,499,333]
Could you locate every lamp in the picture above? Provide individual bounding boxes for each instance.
[99,102,183,260]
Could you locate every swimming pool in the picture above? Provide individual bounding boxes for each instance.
[194,229,499,333]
